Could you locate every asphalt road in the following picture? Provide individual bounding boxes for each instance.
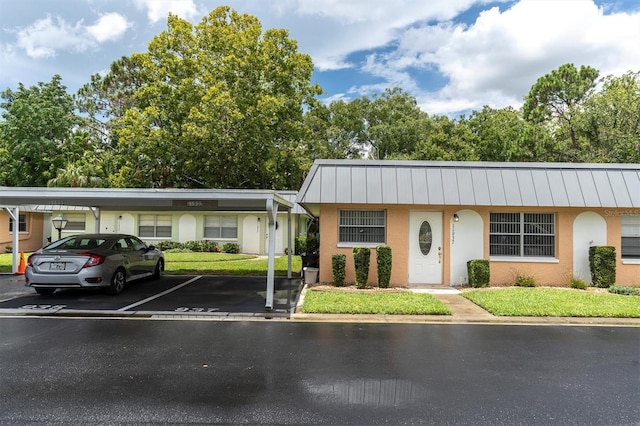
[1,318,638,425]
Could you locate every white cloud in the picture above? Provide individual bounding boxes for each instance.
[87,12,131,42]
[246,0,492,71]
[133,0,199,24]
[349,0,640,114]
[14,15,94,59]
[11,13,132,59]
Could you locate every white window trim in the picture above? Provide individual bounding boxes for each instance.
[337,242,382,249]
[338,210,386,245]
[489,212,556,258]
[622,259,640,265]
[204,215,238,240]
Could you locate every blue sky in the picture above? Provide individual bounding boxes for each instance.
[1,0,639,116]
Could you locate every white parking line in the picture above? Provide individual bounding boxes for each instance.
[118,276,202,311]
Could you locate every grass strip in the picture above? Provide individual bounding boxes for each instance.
[165,255,302,276]
[302,290,452,315]
[463,287,640,317]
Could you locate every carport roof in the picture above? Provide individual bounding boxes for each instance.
[0,187,293,211]
[297,160,640,215]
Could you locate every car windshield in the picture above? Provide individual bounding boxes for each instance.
[45,237,107,251]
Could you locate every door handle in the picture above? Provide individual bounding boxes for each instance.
[438,246,442,264]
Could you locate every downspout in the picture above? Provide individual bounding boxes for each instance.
[265,198,278,311]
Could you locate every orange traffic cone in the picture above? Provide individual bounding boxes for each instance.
[16,252,26,275]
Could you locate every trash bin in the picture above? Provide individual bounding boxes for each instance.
[303,267,319,284]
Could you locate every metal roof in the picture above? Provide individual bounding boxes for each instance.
[0,187,293,211]
[297,160,640,215]
[17,190,309,215]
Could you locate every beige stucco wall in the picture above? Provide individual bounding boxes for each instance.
[318,205,640,287]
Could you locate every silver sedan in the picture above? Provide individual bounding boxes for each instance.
[25,234,165,295]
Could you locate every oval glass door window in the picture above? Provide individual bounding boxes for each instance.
[418,221,432,255]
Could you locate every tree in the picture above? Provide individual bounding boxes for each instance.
[364,88,429,160]
[523,63,599,159]
[47,161,105,188]
[0,75,84,186]
[468,106,554,162]
[90,7,320,189]
[581,71,640,163]
[303,88,430,160]
[409,115,478,161]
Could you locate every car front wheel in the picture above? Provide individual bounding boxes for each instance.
[107,269,126,295]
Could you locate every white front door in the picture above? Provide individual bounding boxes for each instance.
[409,211,443,284]
[242,216,260,254]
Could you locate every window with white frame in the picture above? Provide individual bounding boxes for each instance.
[621,215,640,259]
[63,213,86,231]
[204,215,237,239]
[8,214,27,233]
[339,210,386,244]
[138,214,172,238]
[490,212,555,257]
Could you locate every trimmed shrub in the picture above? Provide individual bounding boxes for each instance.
[608,285,640,296]
[331,254,346,287]
[514,274,537,287]
[5,246,12,254]
[376,245,392,288]
[306,234,320,254]
[467,259,490,288]
[222,242,240,254]
[353,247,371,289]
[589,246,616,288]
[156,241,181,251]
[295,236,306,255]
[570,277,588,290]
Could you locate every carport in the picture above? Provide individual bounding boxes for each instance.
[0,187,294,310]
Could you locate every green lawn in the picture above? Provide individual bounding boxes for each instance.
[302,290,452,315]
[463,287,640,317]
[0,253,31,273]
[164,252,302,276]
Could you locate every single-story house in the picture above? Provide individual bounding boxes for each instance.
[296,160,640,287]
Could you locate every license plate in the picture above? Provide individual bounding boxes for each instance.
[49,262,66,271]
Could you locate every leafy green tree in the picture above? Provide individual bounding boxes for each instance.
[581,71,640,163]
[468,106,554,162]
[304,88,430,160]
[409,115,478,161]
[523,63,599,160]
[0,75,84,186]
[303,99,367,159]
[47,159,105,188]
[92,7,320,189]
[364,88,429,159]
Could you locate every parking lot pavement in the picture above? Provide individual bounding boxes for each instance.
[0,274,302,318]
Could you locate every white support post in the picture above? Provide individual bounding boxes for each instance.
[5,207,20,273]
[91,207,101,232]
[265,198,278,311]
[287,208,292,279]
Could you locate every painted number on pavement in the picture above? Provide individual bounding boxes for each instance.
[175,307,220,313]
[20,304,66,310]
